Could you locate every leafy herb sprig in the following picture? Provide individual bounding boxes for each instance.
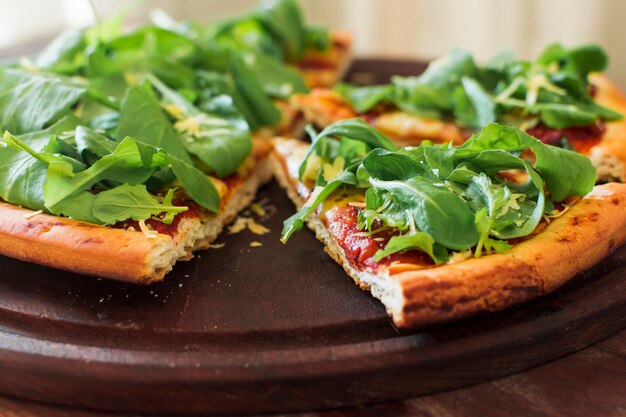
[335,44,622,131]
[281,119,595,262]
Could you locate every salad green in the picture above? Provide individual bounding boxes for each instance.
[281,119,596,262]
[0,0,329,227]
[334,44,622,131]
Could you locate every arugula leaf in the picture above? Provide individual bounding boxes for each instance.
[35,29,87,75]
[461,123,595,201]
[453,77,496,129]
[372,232,449,264]
[92,184,187,225]
[0,116,80,210]
[230,55,282,128]
[362,148,424,181]
[118,82,192,163]
[240,51,308,99]
[148,74,252,177]
[334,83,393,113]
[281,170,357,242]
[255,0,306,60]
[332,44,622,131]
[0,68,87,134]
[368,177,478,250]
[298,118,398,181]
[75,125,119,165]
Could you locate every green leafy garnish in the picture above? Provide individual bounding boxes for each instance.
[335,44,622,131]
[281,120,596,262]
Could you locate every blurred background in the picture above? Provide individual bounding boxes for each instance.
[1,0,625,86]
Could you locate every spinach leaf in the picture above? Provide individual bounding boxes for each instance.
[0,68,87,134]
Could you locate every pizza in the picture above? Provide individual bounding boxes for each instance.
[0,0,350,283]
[0,133,272,284]
[272,119,626,327]
[291,45,626,183]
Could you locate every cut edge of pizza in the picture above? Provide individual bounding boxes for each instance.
[271,137,626,328]
[0,137,273,285]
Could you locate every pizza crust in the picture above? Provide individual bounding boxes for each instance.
[0,140,274,284]
[271,138,626,328]
[588,74,626,182]
[297,30,352,89]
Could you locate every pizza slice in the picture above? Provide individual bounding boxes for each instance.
[0,60,273,283]
[0,0,351,283]
[272,119,626,327]
[0,136,272,284]
[291,45,626,182]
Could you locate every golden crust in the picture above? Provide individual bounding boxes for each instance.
[391,183,626,327]
[0,203,173,283]
[0,138,274,284]
[271,138,626,328]
[588,74,626,182]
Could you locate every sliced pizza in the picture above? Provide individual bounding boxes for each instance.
[272,119,626,327]
[0,0,351,283]
[0,136,272,284]
[291,45,626,182]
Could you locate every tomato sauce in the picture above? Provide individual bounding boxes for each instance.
[526,122,604,155]
[322,204,433,272]
[113,199,200,237]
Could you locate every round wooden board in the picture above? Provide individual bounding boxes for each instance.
[0,60,624,415]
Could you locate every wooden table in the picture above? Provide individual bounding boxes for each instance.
[1,328,624,417]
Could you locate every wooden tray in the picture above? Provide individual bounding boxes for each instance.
[0,60,624,416]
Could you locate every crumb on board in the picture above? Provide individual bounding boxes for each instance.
[249,241,263,247]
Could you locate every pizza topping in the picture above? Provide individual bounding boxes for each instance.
[0,0,337,228]
[526,122,604,154]
[334,45,622,131]
[322,204,433,271]
[22,210,44,220]
[281,119,596,263]
[138,220,159,239]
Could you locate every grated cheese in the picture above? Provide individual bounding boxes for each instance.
[228,217,249,234]
[22,210,43,220]
[247,218,270,235]
[250,203,266,217]
[249,241,263,247]
[138,220,158,239]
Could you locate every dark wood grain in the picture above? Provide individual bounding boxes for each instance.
[0,59,624,415]
[0,329,624,417]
